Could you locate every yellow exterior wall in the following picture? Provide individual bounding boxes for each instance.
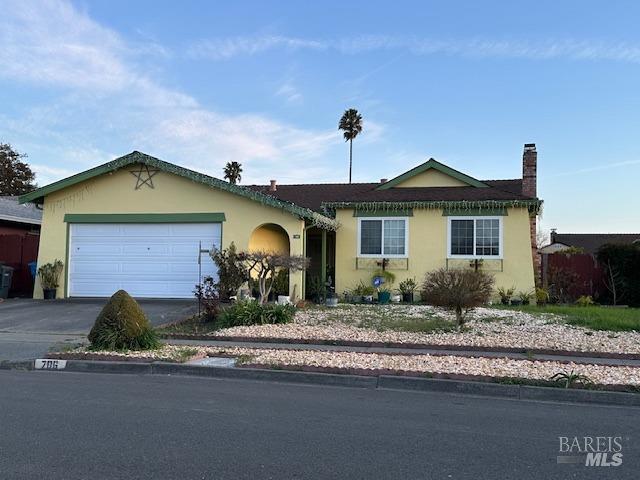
[34,165,305,299]
[393,169,468,188]
[334,207,535,300]
[248,224,290,254]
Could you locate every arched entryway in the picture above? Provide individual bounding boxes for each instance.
[248,223,291,300]
[248,223,290,254]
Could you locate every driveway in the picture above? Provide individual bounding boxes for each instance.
[0,298,196,361]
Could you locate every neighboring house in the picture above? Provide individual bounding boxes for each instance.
[540,231,640,255]
[0,196,42,235]
[19,144,541,300]
[0,196,42,297]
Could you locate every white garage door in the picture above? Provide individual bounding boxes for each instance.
[69,223,220,298]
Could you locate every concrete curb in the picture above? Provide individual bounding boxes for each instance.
[17,359,640,407]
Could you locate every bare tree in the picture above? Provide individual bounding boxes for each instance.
[422,268,494,329]
[602,259,624,306]
[243,251,309,304]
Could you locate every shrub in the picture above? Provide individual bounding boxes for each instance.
[535,287,550,306]
[575,295,595,307]
[497,286,515,305]
[217,301,295,328]
[517,290,533,305]
[597,243,640,306]
[194,276,221,320]
[422,268,494,328]
[548,267,580,304]
[88,290,160,350]
[398,278,417,294]
[272,269,290,296]
[210,242,249,301]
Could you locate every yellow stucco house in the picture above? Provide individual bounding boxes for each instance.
[20,144,541,300]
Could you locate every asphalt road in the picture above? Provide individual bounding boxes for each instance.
[1,371,638,479]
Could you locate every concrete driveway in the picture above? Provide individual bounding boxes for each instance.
[0,298,197,361]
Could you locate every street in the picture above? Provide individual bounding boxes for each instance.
[1,371,638,479]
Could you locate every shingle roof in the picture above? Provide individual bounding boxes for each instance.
[0,196,42,225]
[248,179,531,212]
[550,233,640,255]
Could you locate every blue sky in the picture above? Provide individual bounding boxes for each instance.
[1,0,640,235]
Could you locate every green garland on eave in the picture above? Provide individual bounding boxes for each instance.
[122,153,340,231]
[322,199,543,217]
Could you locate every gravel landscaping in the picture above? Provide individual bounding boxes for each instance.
[55,343,640,388]
[204,305,640,355]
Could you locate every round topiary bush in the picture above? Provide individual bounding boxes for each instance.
[88,290,160,350]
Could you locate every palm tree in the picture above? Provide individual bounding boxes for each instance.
[223,161,242,184]
[338,108,363,184]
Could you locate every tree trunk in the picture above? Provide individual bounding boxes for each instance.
[349,138,353,184]
[455,305,464,329]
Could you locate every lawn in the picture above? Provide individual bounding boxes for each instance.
[498,305,640,332]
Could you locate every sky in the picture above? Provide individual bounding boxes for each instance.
[1,0,640,235]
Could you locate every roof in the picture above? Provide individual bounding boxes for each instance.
[548,233,640,255]
[0,196,42,225]
[376,158,489,190]
[18,151,338,230]
[248,178,539,214]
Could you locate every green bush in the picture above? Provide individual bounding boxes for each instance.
[88,290,160,350]
[217,301,295,328]
[575,295,595,307]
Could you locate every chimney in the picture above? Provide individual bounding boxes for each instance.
[269,179,277,192]
[380,178,388,184]
[522,143,537,198]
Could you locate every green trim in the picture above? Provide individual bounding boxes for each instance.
[20,151,338,231]
[324,199,542,216]
[64,213,226,224]
[376,158,489,190]
[354,209,413,217]
[321,229,327,292]
[442,207,507,216]
[64,222,69,298]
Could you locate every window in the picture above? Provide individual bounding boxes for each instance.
[448,217,502,258]
[358,218,408,257]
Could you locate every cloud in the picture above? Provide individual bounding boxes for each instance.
[187,35,326,60]
[0,0,342,185]
[188,33,640,64]
[551,159,640,177]
[275,82,303,104]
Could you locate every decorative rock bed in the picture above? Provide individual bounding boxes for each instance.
[203,305,640,355]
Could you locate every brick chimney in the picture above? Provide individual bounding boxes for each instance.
[522,143,537,198]
[522,143,540,285]
[380,178,388,184]
[269,179,277,192]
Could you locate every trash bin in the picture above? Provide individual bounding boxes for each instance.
[0,265,14,299]
[28,261,37,279]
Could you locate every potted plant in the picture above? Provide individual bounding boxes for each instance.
[37,260,63,300]
[325,286,338,307]
[361,284,375,304]
[398,277,417,303]
[497,286,515,305]
[517,290,533,306]
[372,269,395,305]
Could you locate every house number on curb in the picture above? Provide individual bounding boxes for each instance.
[35,359,67,370]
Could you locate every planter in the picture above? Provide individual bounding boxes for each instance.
[510,299,523,306]
[402,292,413,303]
[378,291,391,304]
[363,295,374,304]
[43,288,57,300]
[351,295,363,304]
[325,297,338,307]
[391,294,401,304]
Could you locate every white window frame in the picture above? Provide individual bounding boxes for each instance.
[447,216,503,259]
[357,217,409,258]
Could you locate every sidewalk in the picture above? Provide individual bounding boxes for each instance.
[166,338,640,367]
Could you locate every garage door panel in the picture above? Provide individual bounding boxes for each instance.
[69,222,220,298]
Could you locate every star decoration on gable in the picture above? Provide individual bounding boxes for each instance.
[130,165,159,189]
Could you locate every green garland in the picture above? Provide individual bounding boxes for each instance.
[322,199,542,217]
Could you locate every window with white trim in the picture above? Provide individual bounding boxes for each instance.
[358,218,408,257]
[448,217,502,258]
